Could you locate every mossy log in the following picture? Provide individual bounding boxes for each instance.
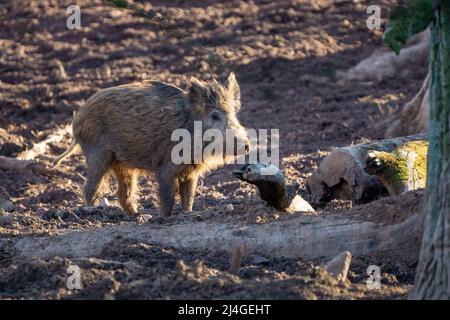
[365,141,428,196]
[307,134,427,205]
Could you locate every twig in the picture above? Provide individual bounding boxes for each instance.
[229,244,245,275]
[18,124,71,161]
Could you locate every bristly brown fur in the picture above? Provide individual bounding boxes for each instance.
[54,73,249,216]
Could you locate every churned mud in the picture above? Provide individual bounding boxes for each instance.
[0,0,427,299]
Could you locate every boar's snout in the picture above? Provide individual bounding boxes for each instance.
[229,124,250,157]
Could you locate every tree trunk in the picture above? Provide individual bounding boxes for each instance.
[410,2,450,300]
[307,134,427,204]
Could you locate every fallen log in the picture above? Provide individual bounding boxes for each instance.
[18,124,71,160]
[7,212,421,261]
[365,141,428,196]
[0,156,52,174]
[307,134,427,205]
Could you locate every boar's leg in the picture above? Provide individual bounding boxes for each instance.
[156,165,177,217]
[111,161,138,215]
[84,149,114,206]
[179,174,198,212]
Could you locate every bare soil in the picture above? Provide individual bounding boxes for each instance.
[0,0,427,299]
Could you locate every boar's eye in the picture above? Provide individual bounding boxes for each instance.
[211,112,221,122]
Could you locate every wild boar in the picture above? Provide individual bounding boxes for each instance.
[53,73,249,216]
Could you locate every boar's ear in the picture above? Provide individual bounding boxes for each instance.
[188,77,206,113]
[226,72,241,110]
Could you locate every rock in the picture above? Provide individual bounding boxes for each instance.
[99,198,110,208]
[324,251,352,282]
[225,204,234,211]
[285,194,315,213]
[0,198,15,212]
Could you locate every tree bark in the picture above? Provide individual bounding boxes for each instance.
[410,2,450,300]
[307,134,427,204]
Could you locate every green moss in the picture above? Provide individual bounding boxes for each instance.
[393,141,428,180]
[383,0,433,54]
[371,151,409,193]
[366,140,428,195]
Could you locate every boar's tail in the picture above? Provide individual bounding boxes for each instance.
[51,141,80,168]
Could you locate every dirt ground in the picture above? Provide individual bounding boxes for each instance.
[0,0,428,299]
